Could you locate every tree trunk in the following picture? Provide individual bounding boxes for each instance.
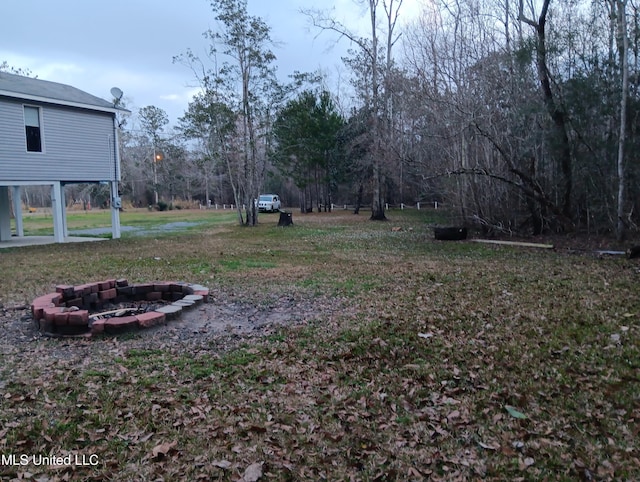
[354,183,364,215]
[278,210,293,226]
[225,154,244,225]
[369,1,386,221]
[434,227,468,241]
[615,0,629,242]
[370,153,386,219]
[520,0,573,221]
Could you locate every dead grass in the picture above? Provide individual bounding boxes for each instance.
[0,209,639,481]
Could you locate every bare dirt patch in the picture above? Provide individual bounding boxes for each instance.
[0,289,333,360]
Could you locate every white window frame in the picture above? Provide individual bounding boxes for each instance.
[23,104,44,153]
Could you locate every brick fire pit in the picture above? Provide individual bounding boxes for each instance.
[31,279,209,337]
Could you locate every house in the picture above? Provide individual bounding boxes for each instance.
[0,71,127,244]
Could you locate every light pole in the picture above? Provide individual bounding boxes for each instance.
[152,148,163,205]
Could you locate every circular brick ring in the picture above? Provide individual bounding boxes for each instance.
[30,279,209,337]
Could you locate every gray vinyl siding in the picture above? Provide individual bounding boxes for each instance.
[0,97,118,182]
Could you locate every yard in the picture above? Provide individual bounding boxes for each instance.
[0,209,638,481]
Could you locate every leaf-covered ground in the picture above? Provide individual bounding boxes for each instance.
[0,210,639,481]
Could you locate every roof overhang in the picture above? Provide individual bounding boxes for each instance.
[0,90,130,114]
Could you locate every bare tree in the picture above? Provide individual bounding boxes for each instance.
[612,0,629,241]
[304,0,404,220]
[177,91,237,212]
[177,0,277,225]
[209,0,278,226]
[519,0,573,221]
[138,106,169,205]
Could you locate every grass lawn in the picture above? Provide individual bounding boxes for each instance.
[13,207,238,237]
[0,209,638,481]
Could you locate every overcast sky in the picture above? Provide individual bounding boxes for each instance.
[1,0,421,128]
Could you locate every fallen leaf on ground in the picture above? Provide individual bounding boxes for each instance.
[478,441,499,450]
[241,461,264,482]
[151,440,177,460]
[505,405,527,419]
[212,460,232,469]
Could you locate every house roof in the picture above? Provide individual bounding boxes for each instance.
[0,71,128,114]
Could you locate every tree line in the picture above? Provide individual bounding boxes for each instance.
[104,0,640,238]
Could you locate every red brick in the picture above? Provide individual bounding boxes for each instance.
[136,311,166,328]
[153,283,171,292]
[134,283,154,294]
[32,293,62,307]
[43,307,65,323]
[106,279,117,289]
[68,310,89,326]
[146,291,163,301]
[116,286,134,296]
[55,285,75,298]
[170,283,187,293]
[98,281,111,291]
[98,288,117,301]
[90,319,106,334]
[75,284,92,296]
[32,305,45,320]
[116,278,128,287]
[31,295,57,319]
[32,293,62,310]
[89,283,100,294]
[83,293,99,305]
[53,311,69,325]
[66,298,83,308]
[103,315,138,334]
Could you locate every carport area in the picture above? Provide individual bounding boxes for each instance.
[0,235,106,249]
[0,182,120,247]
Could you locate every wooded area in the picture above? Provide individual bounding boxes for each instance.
[22,0,639,238]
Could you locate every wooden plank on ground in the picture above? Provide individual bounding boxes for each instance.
[471,239,555,249]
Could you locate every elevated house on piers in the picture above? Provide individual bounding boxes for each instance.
[0,71,127,244]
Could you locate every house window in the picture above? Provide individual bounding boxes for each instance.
[24,106,42,152]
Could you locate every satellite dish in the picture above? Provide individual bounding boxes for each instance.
[110,87,123,104]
